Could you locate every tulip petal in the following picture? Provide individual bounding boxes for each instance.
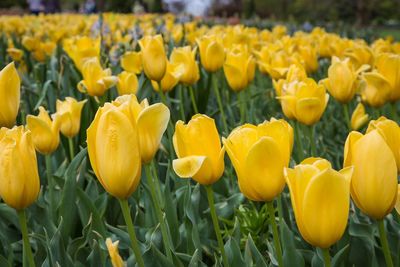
[173,155,207,179]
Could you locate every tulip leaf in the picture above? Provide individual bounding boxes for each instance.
[33,79,54,111]
[332,244,349,267]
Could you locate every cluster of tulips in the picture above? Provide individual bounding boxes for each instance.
[0,13,400,267]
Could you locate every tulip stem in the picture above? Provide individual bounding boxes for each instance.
[158,82,168,106]
[45,155,56,222]
[239,90,247,123]
[342,103,351,130]
[189,85,199,113]
[178,85,186,120]
[17,209,36,267]
[308,125,316,156]
[118,199,145,267]
[390,103,399,122]
[68,138,75,161]
[294,121,305,161]
[266,201,284,267]
[145,164,173,261]
[211,73,229,134]
[205,185,229,267]
[377,219,394,267]
[322,248,331,267]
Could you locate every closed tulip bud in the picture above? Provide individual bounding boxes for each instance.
[322,57,358,103]
[87,99,141,199]
[285,157,353,248]
[0,62,20,128]
[197,35,225,72]
[120,51,142,74]
[360,72,391,108]
[223,119,293,201]
[77,58,118,97]
[279,78,329,125]
[224,46,255,91]
[375,53,400,102]
[117,71,138,96]
[112,95,170,164]
[0,126,40,210]
[366,116,400,171]
[139,35,167,82]
[344,130,397,219]
[151,61,183,92]
[55,97,87,138]
[170,46,200,85]
[173,114,225,185]
[106,238,125,267]
[26,107,62,154]
[351,103,369,130]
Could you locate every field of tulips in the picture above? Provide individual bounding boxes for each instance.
[1,12,400,267]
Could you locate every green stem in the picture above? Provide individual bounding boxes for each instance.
[308,124,316,157]
[205,185,229,267]
[118,199,145,267]
[145,164,173,261]
[239,90,247,123]
[17,210,36,267]
[212,73,228,134]
[390,103,399,122]
[178,85,185,120]
[189,85,199,113]
[342,103,351,130]
[266,201,283,267]
[295,121,304,162]
[322,248,331,267]
[68,138,75,161]
[45,155,56,222]
[276,195,284,236]
[377,219,393,267]
[158,82,168,106]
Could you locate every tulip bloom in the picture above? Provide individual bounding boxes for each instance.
[344,130,397,219]
[173,114,225,185]
[77,58,118,97]
[55,97,87,138]
[375,53,400,102]
[120,51,142,74]
[139,35,167,82]
[223,119,293,201]
[273,64,307,97]
[351,103,369,131]
[170,46,200,85]
[112,95,170,164]
[26,106,62,155]
[285,158,353,248]
[106,238,124,267]
[0,126,40,210]
[279,78,329,125]
[117,71,139,96]
[0,62,20,128]
[360,72,391,108]
[366,116,400,171]
[87,99,141,199]
[197,35,225,72]
[151,61,183,92]
[63,36,100,71]
[223,46,256,92]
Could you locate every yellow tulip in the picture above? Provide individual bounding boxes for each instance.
[321,57,359,103]
[273,64,307,97]
[197,35,225,72]
[63,36,100,71]
[55,97,87,138]
[285,157,353,248]
[366,116,400,172]
[87,99,141,199]
[360,72,392,108]
[139,35,167,82]
[151,61,183,92]
[120,51,142,74]
[375,53,400,102]
[0,62,20,128]
[344,44,374,70]
[77,58,118,97]
[344,130,397,219]
[0,126,40,210]
[170,46,200,85]
[223,46,255,91]
[7,48,24,61]
[279,78,329,125]
[117,71,138,96]
[351,103,369,130]
[26,106,62,154]
[223,119,293,201]
[173,114,225,185]
[112,95,170,164]
[22,36,40,51]
[106,238,124,267]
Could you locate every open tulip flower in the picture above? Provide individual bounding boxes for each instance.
[351,103,369,130]
[55,97,87,138]
[170,46,200,85]
[117,71,139,96]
